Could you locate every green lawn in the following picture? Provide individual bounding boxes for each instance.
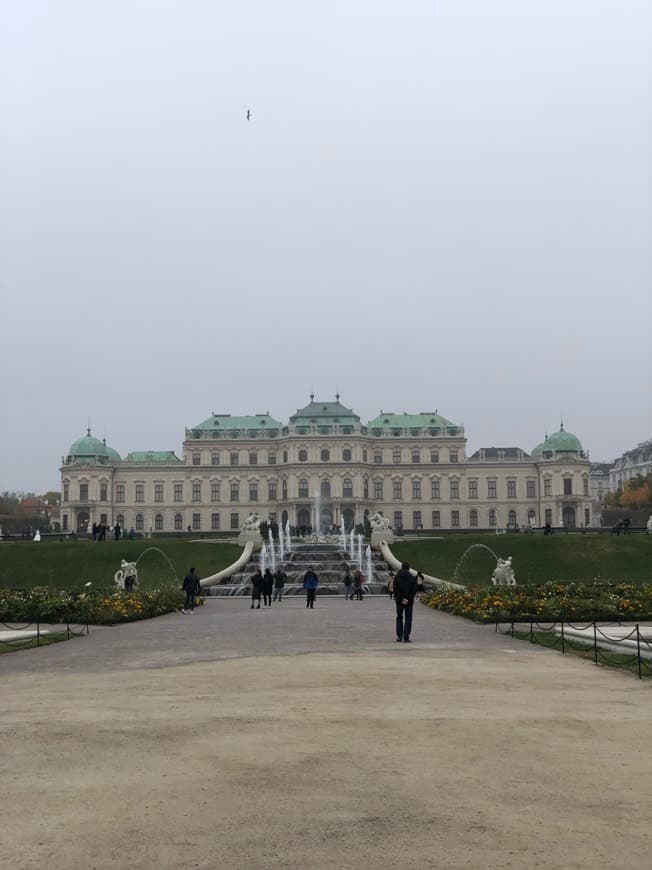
[0,540,242,592]
[393,534,652,585]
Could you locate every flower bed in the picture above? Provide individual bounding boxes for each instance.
[0,585,191,625]
[423,581,652,622]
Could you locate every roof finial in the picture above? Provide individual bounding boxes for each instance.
[310,391,314,402]
[87,417,91,437]
[335,388,340,402]
[560,418,564,432]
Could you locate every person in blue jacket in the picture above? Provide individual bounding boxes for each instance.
[303,566,319,609]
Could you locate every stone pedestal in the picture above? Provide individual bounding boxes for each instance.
[238,531,262,549]
[371,530,394,548]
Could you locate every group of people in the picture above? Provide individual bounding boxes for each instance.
[249,567,289,608]
[90,521,135,542]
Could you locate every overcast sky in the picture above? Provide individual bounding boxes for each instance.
[1,0,650,494]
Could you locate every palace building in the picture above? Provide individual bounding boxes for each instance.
[60,396,593,534]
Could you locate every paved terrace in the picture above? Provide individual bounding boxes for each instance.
[2,599,651,870]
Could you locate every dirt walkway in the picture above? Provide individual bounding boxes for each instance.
[1,602,650,868]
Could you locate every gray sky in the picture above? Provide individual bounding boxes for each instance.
[2,0,650,493]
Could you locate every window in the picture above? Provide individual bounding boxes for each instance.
[230,512,239,530]
[343,479,353,497]
[299,479,309,498]
[393,448,402,464]
[211,513,220,530]
[79,483,88,501]
[488,479,497,499]
[155,513,163,530]
[269,512,277,523]
[545,508,552,525]
[135,484,145,503]
[362,449,368,462]
[412,480,421,499]
[268,482,277,500]
[489,509,497,527]
[282,480,288,500]
[507,480,516,498]
[249,452,257,465]
[468,480,478,499]
[268,452,276,465]
[174,483,183,502]
[527,480,536,498]
[155,483,164,503]
[63,514,68,530]
[363,478,369,498]
[430,450,439,464]
[451,510,459,527]
[584,508,590,526]
[100,513,107,525]
[230,483,239,502]
[393,511,403,528]
[192,452,200,466]
[431,480,440,499]
[249,483,258,501]
[321,480,331,498]
[230,452,239,466]
[192,513,201,530]
[63,483,69,501]
[432,510,440,527]
[583,477,589,496]
[449,449,458,463]
[411,450,420,464]
[413,510,422,529]
[211,452,220,465]
[174,513,183,530]
[211,482,220,502]
[299,449,308,462]
[135,513,144,531]
[374,450,382,464]
[321,449,330,462]
[374,480,383,499]
[283,450,288,463]
[450,480,459,499]
[393,480,402,499]
[544,478,552,497]
[343,449,352,462]
[100,483,108,502]
[563,478,573,495]
[528,509,536,524]
[470,509,478,527]
[508,509,517,526]
[192,483,201,503]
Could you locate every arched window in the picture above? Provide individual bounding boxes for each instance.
[115,514,124,527]
[489,509,497,527]
[135,513,144,530]
[343,479,353,497]
[508,509,517,527]
[283,450,288,463]
[321,480,331,498]
[298,449,308,462]
[321,449,330,462]
[298,479,309,498]
[282,479,288,500]
[469,509,478,527]
[343,449,352,462]
[174,513,183,530]
[154,513,163,530]
[363,478,369,499]
[528,509,536,524]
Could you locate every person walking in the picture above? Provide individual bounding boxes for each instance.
[303,566,319,608]
[387,571,395,599]
[181,567,201,614]
[250,569,263,609]
[353,570,364,600]
[272,567,286,602]
[343,568,353,600]
[262,568,274,606]
[415,571,425,600]
[393,562,417,642]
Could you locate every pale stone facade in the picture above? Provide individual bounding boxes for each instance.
[60,399,593,534]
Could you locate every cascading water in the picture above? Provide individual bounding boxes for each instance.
[268,529,276,573]
[285,520,292,553]
[279,528,285,562]
[357,534,363,570]
[452,543,500,583]
[365,544,373,585]
[349,529,355,561]
[340,526,347,554]
[314,490,321,534]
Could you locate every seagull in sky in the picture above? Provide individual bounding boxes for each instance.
[246,109,251,121]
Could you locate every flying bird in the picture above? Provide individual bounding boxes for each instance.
[246,109,251,121]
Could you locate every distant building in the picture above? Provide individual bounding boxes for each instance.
[59,399,593,534]
[18,497,60,529]
[610,439,652,491]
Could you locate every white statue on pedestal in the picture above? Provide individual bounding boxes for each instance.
[491,556,516,586]
[241,512,262,532]
[33,530,41,542]
[114,559,138,591]
[369,512,391,531]
[647,516,652,534]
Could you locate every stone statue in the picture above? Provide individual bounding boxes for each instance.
[369,512,391,531]
[491,556,516,586]
[114,559,138,591]
[33,530,41,542]
[647,516,652,534]
[241,512,262,532]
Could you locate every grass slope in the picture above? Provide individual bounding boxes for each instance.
[393,535,652,585]
[0,540,242,592]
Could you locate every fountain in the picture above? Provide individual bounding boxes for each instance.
[365,544,373,586]
[260,543,267,575]
[357,534,363,570]
[314,490,322,534]
[452,544,517,586]
[268,529,276,573]
[340,525,347,554]
[349,528,355,561]
[279,526,285,562]
[285,520,292,553]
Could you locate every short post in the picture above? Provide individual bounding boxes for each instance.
[36,614,40,647]
[560,618,565,654]
[529,615,534,644]
[593,622,598,665]
[636,624,642,680]
[66,613,70,640]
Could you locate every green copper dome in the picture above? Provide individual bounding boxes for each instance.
[532,425,583,458]
[66,429,113,463]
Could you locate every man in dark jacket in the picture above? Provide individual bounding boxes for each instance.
[393,562,417,642]
[262,568,274,606]
[250,570,263,609]
[272,567,286,602]
[181,567,201,614]
[303,567,319,608]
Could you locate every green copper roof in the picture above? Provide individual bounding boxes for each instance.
[290,396,360,425]
[67,430,110,460]
[123,451,182,463]
[192,413,282,431]
[368,411,458,430]
[533,425,583,457]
